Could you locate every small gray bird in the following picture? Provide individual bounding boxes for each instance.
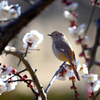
[48,31,80,81]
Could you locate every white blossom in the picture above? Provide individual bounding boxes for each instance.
[76,60,81,72]
[81,36,88,44]
[56,67,68,81]
[56,66,75,81]
[64,3,78,11]
[82,74,98,83]
[63,11,78,22]
[23,30,44,50]
[68,24,86,38]
[0,67,12,78]
[90,80,100,92]
[5,46,16,51]
[6,75,17,92]
[80,63,88,76]
[0,79,6,95]
[0,0,21,21]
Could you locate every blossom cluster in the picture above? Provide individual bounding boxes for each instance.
[0,62,34,95]
[0,64,17,95]
[62,0,100,98]
[0,0,21,21]
[90,0,100,7]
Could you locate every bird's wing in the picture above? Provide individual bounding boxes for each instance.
[54,39,74,62]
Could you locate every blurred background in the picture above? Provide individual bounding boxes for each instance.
[0,0,100,100]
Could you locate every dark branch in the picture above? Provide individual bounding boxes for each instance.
[45,61,66,93]
[0,0,55,54]
[92,89,100,100]
[88,18,100,71]
[94,61,100,66]
[84,0,98,35]
[5,49,47,100]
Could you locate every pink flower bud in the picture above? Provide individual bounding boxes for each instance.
[83,44,88,48]
[79,52,85,57]
[23,74,28,78]
[3,64,7,68]
[70,86,74,89]
[75,97,78,100]
[86,58,90,63]
[75,39,82,44]
[12,69,16,74]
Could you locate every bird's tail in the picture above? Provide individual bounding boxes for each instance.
[70,62,80,81]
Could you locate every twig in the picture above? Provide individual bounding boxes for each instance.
[4,49,47,100]
[17,74,37,95]
[45,61,66,93]
[7,79,33,83]
[17,44,29,66]
[5,68,27,82]
[94,61,100,66]
[92,89,100,100]
[85,0,97,35]
[88,18,100,71]
[72,80,79,100]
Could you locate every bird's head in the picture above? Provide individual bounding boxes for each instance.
[48,31,64,41]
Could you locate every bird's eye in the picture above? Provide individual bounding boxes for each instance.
[56,34,58,36]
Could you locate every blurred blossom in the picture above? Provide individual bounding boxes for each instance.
[82,74,98,83]
[64,2,78,11]
[0,0,21,21]
[0,67,12,78]
[56,65,77,81]
[63,11,78,21]
[23,30,44,50]
[6,75,17,92]
[76,60,81,72]
[38,96,42,100]
[57,61,81,80]
[80,63,88,76]
[90,0,100,7]
[75,36,88,45]
[5,46,16,51]
[0,79,6,95]
[68,26,78,38]
[81,36,88,44]
[90,80,100,92]
[68,24,86,38]
[56,67,68,80]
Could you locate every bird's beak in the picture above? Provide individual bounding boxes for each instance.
[47,34,52,36]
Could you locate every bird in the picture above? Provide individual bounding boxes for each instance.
[48,31,80,81]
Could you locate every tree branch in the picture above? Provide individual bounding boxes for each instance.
[0,0,54,54]
[92,89,100,100]
[88,18,100,71]
[4,48,47,100]
[45,61,66,93]
[94,61,100,66]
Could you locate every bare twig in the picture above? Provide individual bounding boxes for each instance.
[94,61,100,66]
[5,68,27,82]
[92,89,100,100]
[88,18,100,71]
[7,79,33,83]
[85,0,98,35]
[0,0,55,54]
[17,44,29,66]
[45,61,66,93]
[5,49,47,100]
